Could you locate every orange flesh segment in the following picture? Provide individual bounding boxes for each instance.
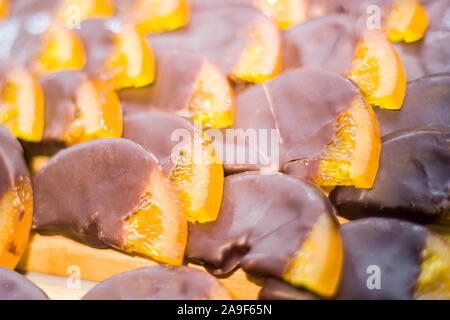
[0,0,9,19]
[255,0,308,30]
[415,234,450,300]
[106,24,156,90]
[386,0,428,43]
[131,0,190,33]
[313,96,381,189]
[29,156,50,176]
[62,80,123,146]
[0,67,44,142]
[189,61,235,129]
[283,213,343,298]
[170,130,224,224]
[34,23,85,75]
[232,20,281,84]
[348,30,406,110]
[58,0,115,23]
[0,177,33,269]
[124,169,187,265]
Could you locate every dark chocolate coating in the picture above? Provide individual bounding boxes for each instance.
[82,266,229,300]
[281,15,357,74]
[0,125,30,200]
[119,49,206,116]
[336,218,427,300]
[219,68,362,174]
[0,266,48,300]
[32,138,160,248]
[330,126,450,223]
[123,112,193,173]
[187,172,336,278]
[374,74,450,137]
[258,278,321,300]
[148,6,277,76]
[77,19,116,80]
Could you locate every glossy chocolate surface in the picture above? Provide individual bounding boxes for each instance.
[32,138,159,248]
[83,266,229,300]
[336,218,427,300]
[0,266,48,300]
[187,172,336,278]
[330,126,450,223]
[282,15,357,74]
[375,74,450,137]
[0,125,29,200]
[149,6,276,76]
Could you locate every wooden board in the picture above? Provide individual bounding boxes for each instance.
[18,233,262,300]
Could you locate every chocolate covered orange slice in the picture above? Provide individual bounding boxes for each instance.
[124,112,224,224]
[0,59,44,142]
[33,139,187,265]
[0,126,33,270]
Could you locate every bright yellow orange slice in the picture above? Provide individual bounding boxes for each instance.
[348,30,407,110]
[255,0,308,30]
[170,128,224,224]
[57,0,115,24]
[0,63,44,142]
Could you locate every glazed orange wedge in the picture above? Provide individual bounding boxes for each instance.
[106,23,156,90]
[128,0,190,33]
[0,0,8,19]
[62,79,123,145]
[385,0,428,43]
[33,23,86,76]
[124,169,187,265]
[170,127,224,224]
[348,30,407,110]
[0,63,44,142]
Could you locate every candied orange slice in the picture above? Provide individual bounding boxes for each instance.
[106,24,156,90]
[0,65,44,142]
[348,30,406,110]
[189,61,235,129]
[124,169,187,265]
[33,23,86,76]
[255,0,308,30]
[0,177,33,269]
[62,80,123,145]
[415,234,450,300]
[170,128,224,223]
[57,0,115,24]
[385,0,428,43]
[0,0,8,20]
[232,18,281,84]
[313,96,381,189]
[129,0,190,33]
[283,213,343,298]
